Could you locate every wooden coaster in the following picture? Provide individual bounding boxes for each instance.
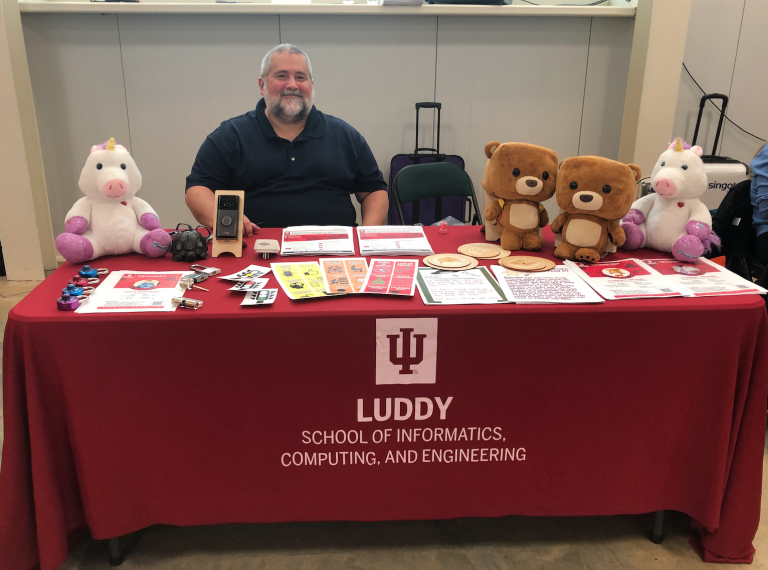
[423,254,479,271]
[499,256,555,272]
[423,254,472,269]
[458,243,501,259]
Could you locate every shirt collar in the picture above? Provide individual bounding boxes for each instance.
[254,98,325,141]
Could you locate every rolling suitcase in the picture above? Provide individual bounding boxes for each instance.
[691,93,749,210]
[387,102,471,226]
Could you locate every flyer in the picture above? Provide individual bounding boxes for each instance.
[271,262,331,300]
[75,271,186,313]
[319,257,369,294]
[490,264,604,304]
[564,258,687,300]
[241,289,278,306]
[360,259,418,296]
[643,258,768,297]
[281,226,355,256]
[356,226,434,256]
[416,267,509,305]
[218,265,272,281]
[227,279,269,292]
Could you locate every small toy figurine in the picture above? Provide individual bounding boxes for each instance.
[621,138,720,262]
[482,142,558,251]
[55,138,172,263]
[551,156,641,262]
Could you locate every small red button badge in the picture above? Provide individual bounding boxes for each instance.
[677,202,684,208]
[121,201,127,206]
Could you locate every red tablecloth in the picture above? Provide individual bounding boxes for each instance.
[1,226,767,569]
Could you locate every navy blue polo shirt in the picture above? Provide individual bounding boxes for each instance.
[185,98,386,227]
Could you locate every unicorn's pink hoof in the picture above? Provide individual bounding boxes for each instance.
[55,233,94,263]
[140,229,171,258]
[672,235,704,262]
[621,222,644,250]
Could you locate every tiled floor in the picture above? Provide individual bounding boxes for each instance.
[2,275,767,569]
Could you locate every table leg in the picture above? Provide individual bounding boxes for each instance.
[649,510,665,544]
[109,537,123,566]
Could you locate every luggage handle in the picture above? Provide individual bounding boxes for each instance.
[692,93,729,156]
[415,102,442,156]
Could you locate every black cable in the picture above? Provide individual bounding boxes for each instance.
[682,62,765,142]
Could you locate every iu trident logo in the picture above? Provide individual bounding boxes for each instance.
[388,328,426,374]
[376,319,437,385]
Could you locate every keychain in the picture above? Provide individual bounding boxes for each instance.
[172,297,204,310]
[189,264,221,277]
[56,292,81,311]
[62,283,94,298]
[69,275,100,287]
[78,265,109,278]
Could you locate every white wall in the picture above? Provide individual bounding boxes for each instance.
[672,0,767,165]
[22,13,634,234]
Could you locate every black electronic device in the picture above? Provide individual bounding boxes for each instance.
[216,194,240,239]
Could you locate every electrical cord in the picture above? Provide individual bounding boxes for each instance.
[682,62,765,142]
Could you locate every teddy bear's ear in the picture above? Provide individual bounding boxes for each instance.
[485,141,500,159]
[558,159,567,170]
[627,164,642,182]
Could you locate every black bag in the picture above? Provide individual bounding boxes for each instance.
[711,179,755,279]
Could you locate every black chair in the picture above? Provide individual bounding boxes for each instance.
[392,162,481,226]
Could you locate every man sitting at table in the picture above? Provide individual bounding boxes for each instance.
[184,44,389,236]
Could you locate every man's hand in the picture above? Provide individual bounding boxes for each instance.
[355,190,388,226]
[243,216,260,237]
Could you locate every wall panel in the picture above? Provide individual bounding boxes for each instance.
[118,14,279,228]
[22,14,130,237]
[578,17,634,160]
[435,16,591,218]
[720,0,768,164]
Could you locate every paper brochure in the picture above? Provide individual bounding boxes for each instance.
[643,258,768,297]
[360,259,418,296]
[271,262,331,300]
[490,264,604,304]
[356,226,434,256]
[416,267,509,305]
[319,257,369,294]
[281,226,355,256]
[76,271,186,313]
[565,258,687,300]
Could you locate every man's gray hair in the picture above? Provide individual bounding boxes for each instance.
[260,44,313,80]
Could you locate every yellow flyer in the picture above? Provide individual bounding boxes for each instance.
[271,262,329,300]
[320,258,369,294]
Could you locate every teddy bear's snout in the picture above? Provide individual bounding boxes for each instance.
[102,179,128,198]
[515,176,543,195]
[579,195,593,203]
[526,180,538,188]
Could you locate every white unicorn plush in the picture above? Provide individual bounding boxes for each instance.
[55,138,171,263]
[620,138,720,262]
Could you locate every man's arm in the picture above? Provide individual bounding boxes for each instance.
[355,190,388,226]
[185,186,259,237]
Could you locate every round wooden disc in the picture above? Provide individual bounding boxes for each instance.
[499,256,553,271]
[458,243,501,259]
[424,257,479,272]
[423,254,473,269]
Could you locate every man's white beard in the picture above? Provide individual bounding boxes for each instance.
[264,88,314,123]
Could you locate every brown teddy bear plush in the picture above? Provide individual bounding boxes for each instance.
[482,141,558,251]
[551,156,641,262]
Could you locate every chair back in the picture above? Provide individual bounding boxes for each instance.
[392,162,480,225]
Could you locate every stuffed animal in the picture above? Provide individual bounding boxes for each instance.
[482,141,558,251]
[621,138,720,262]
[55,138,171,263]
[551,156,641,262]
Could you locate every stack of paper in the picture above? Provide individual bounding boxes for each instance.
[356,226,434,256]
[490,264,603,304]
[643,258,768,297]
[281,226,355,256]
[564,259,686,301]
